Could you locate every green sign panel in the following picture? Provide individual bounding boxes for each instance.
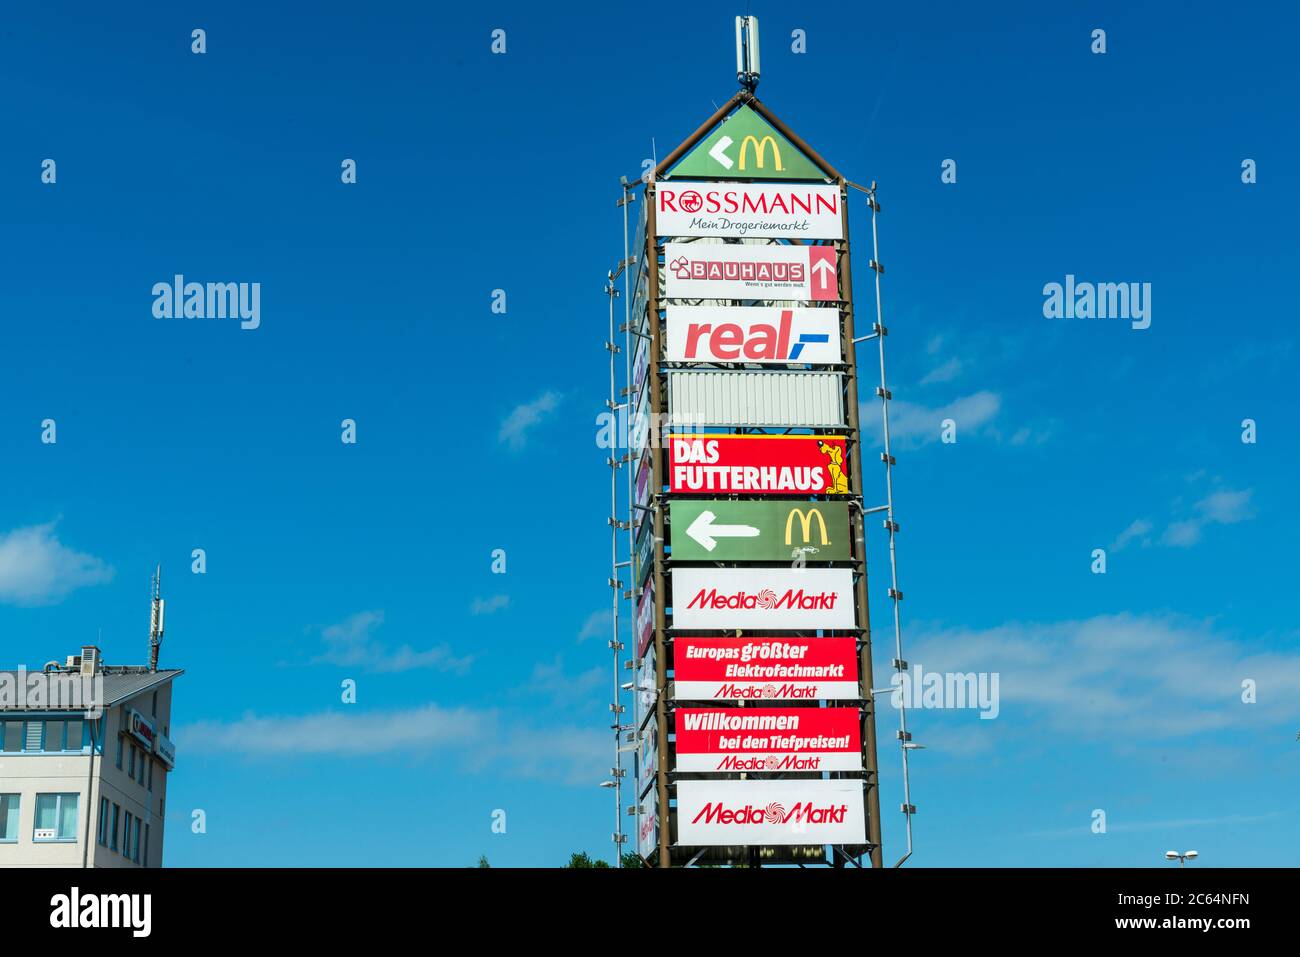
[669,500,851,562]
[667,105,826,181]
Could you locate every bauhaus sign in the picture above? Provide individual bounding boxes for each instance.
[674,636,860,701]
[667,105,826,181]
[663,242,838,302]
[676,779,866,846]
[675,707,862,772]
[668,433,850,495]
[656,183,843,240]
[669,500,851,562]
[671,567,856,630]
[665,306,841,365]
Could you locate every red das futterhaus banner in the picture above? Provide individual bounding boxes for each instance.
[674,636,860,701]
[668,433,850,495]
[674,707,862,772]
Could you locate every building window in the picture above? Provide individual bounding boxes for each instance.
[33,793,79,842]
[121,814,132,859]
[115,734,123,769]
[25,721,43,751]
[66,719,84,751]
[142,823,150,867]
[0,794,19,843]
[137,752,146,786]
[111,803,120,851]
[151,691,158,717]
[148,758,154,793]
[2,722,20,752]
[44,720,64,751]
[97,797,110,845]
[132,819,141,864]
[128,744,136,778]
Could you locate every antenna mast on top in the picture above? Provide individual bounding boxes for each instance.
[148,565,165,673]
[735,16,761,92]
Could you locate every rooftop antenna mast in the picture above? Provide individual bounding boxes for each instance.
[148,565,165,673]
[735,15,761,92]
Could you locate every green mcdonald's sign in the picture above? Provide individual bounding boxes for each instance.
[669,500,851,562]
[667,105,826,181]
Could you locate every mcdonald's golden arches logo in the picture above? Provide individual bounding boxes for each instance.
[738,135,783,171]
[784,506,830,546]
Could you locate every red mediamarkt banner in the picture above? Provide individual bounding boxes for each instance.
[668,434,849,495]
[674,707,862,772]
[674,637,859,701]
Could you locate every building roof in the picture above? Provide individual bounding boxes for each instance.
[0,668,183,713]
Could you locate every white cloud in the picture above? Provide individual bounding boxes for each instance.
[177,703,606,784]
[498,390,561,450]
[878,390,1001,447]
[1111,518,1154,552]
[470,594,510,616]
[919,357,962,385]
[1160,488,1254,548]
[0,522,114,606]
[576,609,608,643]
[314,610,472,674]
[907,613,1300,740]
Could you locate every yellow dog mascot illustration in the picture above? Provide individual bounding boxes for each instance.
[817,440,849,494]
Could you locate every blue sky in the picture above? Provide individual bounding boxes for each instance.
[1,0,1296,866]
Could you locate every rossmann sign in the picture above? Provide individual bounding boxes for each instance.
[674,636,859,701]
[671,567,856,630]
[677,779,866,846]
[675,707,862,772]
[655,183,843,239]
[663,243,838,302]
[669,434,849,495]
[665,306,841,365]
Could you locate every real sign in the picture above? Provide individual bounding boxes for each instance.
[668,433,849,495]
[671,567,855,630]
[676,779,866,846]
[664,243,838,301]
[669,500,851,561]
[655,183,843,240]
[675,707,861,772]
[674,636,860,701]
[665,306,841,365]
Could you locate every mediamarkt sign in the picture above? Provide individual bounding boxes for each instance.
[668,433,849,495]
[671,567,855,630]
[665,306,841,365]
[677,779,866,846]
[656,183,843,240]
[674,636,860,700]
[663,242,838,301]
[675,707,861,772]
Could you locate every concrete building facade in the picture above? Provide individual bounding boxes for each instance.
[0,646,181,868]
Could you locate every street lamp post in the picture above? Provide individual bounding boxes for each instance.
[1164,849,1199,868]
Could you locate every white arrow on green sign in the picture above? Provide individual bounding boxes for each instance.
[669,500,851,562]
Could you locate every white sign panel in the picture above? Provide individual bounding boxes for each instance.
[666,306,841,365]
[655,183,843,240]
[667,371,845,428]
[664,242,839,301]
[671,567,855,630]
[676,779,866,846]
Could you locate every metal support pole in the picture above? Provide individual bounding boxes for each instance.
[645,184,672,869]
[864,183,916,868]
[605,270,624,864]
[838,186,884,869]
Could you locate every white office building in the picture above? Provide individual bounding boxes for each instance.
[0,645,181,868]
